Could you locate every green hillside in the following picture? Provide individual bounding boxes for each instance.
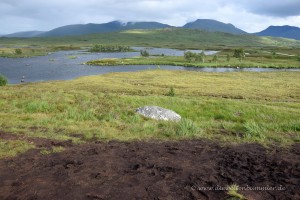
[183,19,246,34]
[38,21,172,37]
[1,28,300,50]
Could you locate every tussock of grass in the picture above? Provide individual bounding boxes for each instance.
[177,118,200,136]
[243,121,266,141]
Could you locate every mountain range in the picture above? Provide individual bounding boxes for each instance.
[2,19,300,40]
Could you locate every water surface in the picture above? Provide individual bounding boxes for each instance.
[0,48,298,84]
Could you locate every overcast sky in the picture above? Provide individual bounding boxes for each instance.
[1,0,300,34]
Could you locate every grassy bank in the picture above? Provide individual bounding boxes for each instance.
[86,52,300,68]
[86,47,300,69]
[0,70,299,157]
[0,45,81,58]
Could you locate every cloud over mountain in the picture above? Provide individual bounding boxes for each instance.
[0,0,299,34]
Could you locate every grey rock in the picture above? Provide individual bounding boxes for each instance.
[136,106,181,122]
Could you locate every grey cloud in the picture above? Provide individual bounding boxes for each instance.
[0,0,299,34]
[237,0,300,17]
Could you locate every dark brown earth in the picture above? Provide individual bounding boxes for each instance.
[0,133,299,200]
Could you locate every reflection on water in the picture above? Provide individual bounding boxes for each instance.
[0,48,298,84]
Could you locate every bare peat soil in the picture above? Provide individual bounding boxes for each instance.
[0,135,299,200]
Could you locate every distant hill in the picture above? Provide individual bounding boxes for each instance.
[38,21,172,37]
[256,25,300,40]
[3,19,248,38]
[183,19,246,34]
[38,21,123,37]
[4,31,45,38]
[2,21,172,38]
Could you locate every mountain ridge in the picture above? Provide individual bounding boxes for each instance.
[37,21,173,37]
[2,19,299,40]
[255,25,300,40]
[4,31,46,38]
[2,19,247,37]
[183,19,246,34]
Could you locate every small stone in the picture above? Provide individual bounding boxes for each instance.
[136,106,181,122]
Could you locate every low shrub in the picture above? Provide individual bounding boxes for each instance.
[140,50,150,57]
[15,48,22,55]
[0,75,8,86]
[166,87,175,97]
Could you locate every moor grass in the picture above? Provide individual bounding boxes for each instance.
[0,70,299,157]
[86,53,300,68]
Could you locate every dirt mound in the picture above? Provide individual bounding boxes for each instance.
[0,140,299,200]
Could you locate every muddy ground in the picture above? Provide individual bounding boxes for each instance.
[0,132,299,200]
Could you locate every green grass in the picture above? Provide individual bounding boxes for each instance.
[177,118,200,136]
[227,184,247,200]
[0,70,299,157]
[0,45,81,58]
[68,55,78,59]
[0,139,35,159]
[0,47,49,58]
[40,146,65,155]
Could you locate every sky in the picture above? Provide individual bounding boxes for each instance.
[1,0,300,34]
